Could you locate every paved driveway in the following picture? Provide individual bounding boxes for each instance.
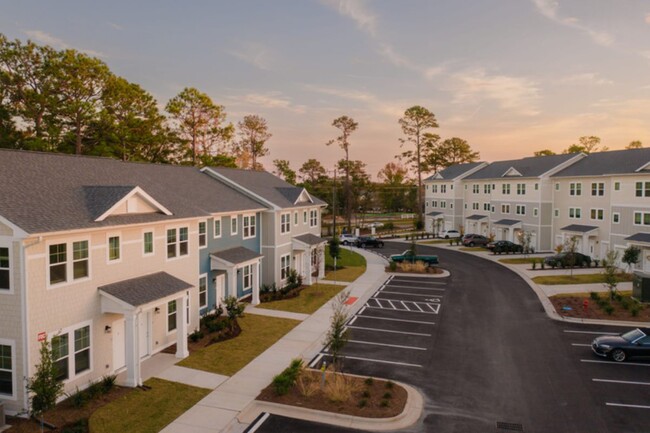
[254,242,650,433]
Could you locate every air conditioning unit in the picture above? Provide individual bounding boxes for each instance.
[633,271,650,302]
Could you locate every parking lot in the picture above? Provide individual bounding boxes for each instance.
[310,274,444,379]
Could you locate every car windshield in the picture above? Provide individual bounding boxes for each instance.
[621,328,646,342]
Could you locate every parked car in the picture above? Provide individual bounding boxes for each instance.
[461,234,490,247]
[486,240,523,254]
[390,250,439,265]
[440,229,461,239]
[339,233,358,246]
[355,236,384,248]
[543,252,592,268]
[592,328,650,362]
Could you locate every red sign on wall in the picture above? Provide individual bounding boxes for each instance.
[37,332,47,342]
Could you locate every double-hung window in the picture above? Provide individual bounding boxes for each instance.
[198,222,207,248]
[72,241,89,279]
[51,334,70,381]
[49,244,67,285]
[591,183,605,196]
[440,185,447,193]
[0,343,13,396]
[168,300,177,332]
[280,255,290,280]
[0,247,9,291]
[214,218,222,238]
[50,324,91,382]
[635,182,650,197]
[516,184,526,195]
[570,183,582,196]
[243,265,252,290]
[280,213,291,234]
[74,326,90,374]
[143,231,154,255]
[634,212,650,226]
[502,184,511,195]
[303,211,308,224]
[199,275,207,309]
[515,205,526,215]
[569,207,581,219]
[231,216,238,235]
[243,215,256,239]
[310,209,318,227]
[179,228,188,256]
[590,209,604,220]
[167,228,189,259]
[49,241,90,285]
[472,184,479,194]
[501,204,510,214]
[108,236,120,262]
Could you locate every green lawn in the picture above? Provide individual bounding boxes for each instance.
[459,246,487,252]
[324,266,365,282]
[419,239,450,245]
[177,314,300,376]
[324,246,366,282]
[552,290,633,299]
[498,257,539,264]
[89,378,210,433]
[532,273,634,285]
[257,283,344,314]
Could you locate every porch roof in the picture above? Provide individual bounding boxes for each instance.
[293,233,327,247]
[493,219,521,226]
[426,211,443,217]
[466,214,488,220]
[210,246,263,266]
[98,272,192,307]
[625,232,650,244]
[560,224,598,233]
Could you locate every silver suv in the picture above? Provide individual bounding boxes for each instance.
[339,233,358,245]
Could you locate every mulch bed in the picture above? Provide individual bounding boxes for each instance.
[257,370,407,418]
[550,296,650,322]
[163,317,241,354]
[6,386,131,433]
[260,286,304,303]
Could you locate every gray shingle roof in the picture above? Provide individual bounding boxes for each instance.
[560,224,598,233]
[425,162,485,181]
[0,150,264,233]
[493,219,521,226]
[426,211,443,217]
[293,233,327,246]
[207,167,326,209]
[99,272,192,307]
[211,246,262,265]
[625,233,650,243]
[552,148,650,177]
[466,214,487,220]
[465,154,578,180]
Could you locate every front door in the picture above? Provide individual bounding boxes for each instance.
[215,275,225,307]
[138,312,149,359]
[112,319,126,371]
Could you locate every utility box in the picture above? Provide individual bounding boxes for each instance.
[632,271,650,302]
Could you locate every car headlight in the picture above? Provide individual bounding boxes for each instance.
[598,344,612,351]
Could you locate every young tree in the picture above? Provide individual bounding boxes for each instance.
[563,236,579,276]
[324,290,350,371]
[602,249,620,301]
[517,231,534,256]
[27,340,64,431]
[622,245,641,273]
[327,115,358,232]
[235,114,272,170]
[533,149,556,157]
[273,159,296,184]
[626,140,643,149]
[166,87,233,165]
[564,136,606,154]
[398,106,439,227]
[377,162,411,212]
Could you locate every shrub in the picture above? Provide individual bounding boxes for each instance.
[385,380,394,389]
[614,292,623,302]
[324,373,362,403]
[190,330,204,342]
[380,399,390,407]
[540,261,545,270]
[532,260,537,270]
[358,398,368,408]
[86,382,103,399]
[589,292,600,301]
[67,387,87,409]
[362,390,370,398]
[620,298,631,310]
[383,392,392,399]
[604,305,615,315]
[389,261,397,272]
[272,359,303,396]
[206,319,226,333]
[364,377,374,386]
[596,298,608,308]
[101,375,116,394]
[296,372,319,397]
[630,305,640,317]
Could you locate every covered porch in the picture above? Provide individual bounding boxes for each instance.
[426,211,444,236]
[210,246,262,305]
[465,214,489,236]
[292,233,327,285]
[493,219,522,242]
[624,233,650,272]
[560,224,599,257]
[99,272,192,387]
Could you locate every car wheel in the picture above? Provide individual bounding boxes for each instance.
[444,235,449,239]
[361,243,366,248]
[469,242,475,247]
[342,241,348,246]
[378,242,384,248]
[611,349,626,362]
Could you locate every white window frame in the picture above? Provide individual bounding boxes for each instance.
[614,182,620,191]
[107,234,121,263]
[213,217,222,239]
[591,182,605,196]
[636,182,650,197]
[612,212,620,224]
[502,184,511,195]
[280,213,291,234]
[143,230,155,256]
[198,221,207,249]
[432,200,438,208]
[472,202,479,210]
[554,208,559,218]
[243,214,256,240]
[516,183,526,195]
[199,274,208,309]
[0,244,12,294]
[166,226,189,260]
[569,182,582,196]
[280,254,291,281]
[590,208,604,221]
[231,215,238,236]
[47,238,91,289]
[569,207,582,219]
[483,203,490,211]
[441,201,446,209]
[310,209,318,227]
[0,338,16,400]
[633,211,650,226]
[501,204,510,214]
[515,205,526,215]
[303,211,308,224]
[441,185,447,193]
[533,208,538,217]
[294,211,298,226]
[167,300,177,333]
[50,320,93,383]
[473,184,479,194]
[243,264,253,291]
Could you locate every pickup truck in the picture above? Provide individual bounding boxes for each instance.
[389,250,439,265]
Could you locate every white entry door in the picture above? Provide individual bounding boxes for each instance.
[216,275,225,307]
[138,312,150,359]
[112,319,126,371]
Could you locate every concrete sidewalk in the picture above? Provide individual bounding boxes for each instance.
[160,247,392,433]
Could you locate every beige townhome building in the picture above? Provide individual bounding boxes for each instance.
[202,168,328,287]
[550,148,650,268]
[0,150,303,415]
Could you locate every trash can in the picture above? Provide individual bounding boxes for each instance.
[633,271,650,302]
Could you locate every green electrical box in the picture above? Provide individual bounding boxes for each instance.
[632,271,650,302]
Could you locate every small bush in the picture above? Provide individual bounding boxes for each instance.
[101,375,116,394]
[540,261,545,270]
[67,387,87,409]
[620,298,630,310]
[358,398,368,408]
[364,377,374,386]
[206,319,226,333]
[589,292,600,301]
[296,372,319,397]
[597,298,608,308]
[362,390,370,398]
[532,260,537,270]
[86,382,103,399]
[630,305,640,317]
[324,372,362,403]
[383,392,392,399]
[389,261,397,272]
[380,399,390,407]
[272,359,303,396]
[604,305,615,315]
[189,330,204,342]
[385,380,394,389]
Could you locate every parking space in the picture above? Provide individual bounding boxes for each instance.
[310,274,444,376]
[560,326,650,424]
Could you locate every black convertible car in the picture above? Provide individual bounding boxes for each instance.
[592,328,650,362]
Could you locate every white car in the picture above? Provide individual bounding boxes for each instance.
[440,229,461,239]
[339,234,358,245]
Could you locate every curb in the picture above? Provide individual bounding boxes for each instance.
[237,381,423,431]
[387,269,451,279]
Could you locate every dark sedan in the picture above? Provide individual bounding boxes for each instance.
[486,240,523,254]
[544,252,592,268]
[592,328,650,362]
[355,236,384,248]
[461,234,489,247]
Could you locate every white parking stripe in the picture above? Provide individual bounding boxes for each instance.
[606,403,650,409]
[358,306,367,315]
[378,291,443,298]
[348,317,357,326]
[308,353,324,368]
[580,359,650,367]
[346,325,432,336]
[386,284,445,291]
[342,355,423,368]
[571,343,591,347]
[564,330,619,335]
[388,300,397,309]
[348,339,427,350]
[593,378,650,386]
[247,412,270,433]
[366,305,438,315]
[390,279,445,285]
[354,315,435,325]
[400,301,411,311]
[413,302,424,312]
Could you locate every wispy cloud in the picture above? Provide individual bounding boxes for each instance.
[24,29,106,57]
[321,0,377,36]
[107,22,123,31]
[559,72,613,86]
[227,42,274,71]
[531,0,614,47]
[304,84,408,118]
[645,13,650,24]
[228,91,306,114]
[450,68,541,116]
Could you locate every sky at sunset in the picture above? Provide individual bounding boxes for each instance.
[2,0,650,178]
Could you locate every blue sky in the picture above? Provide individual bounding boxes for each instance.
[2,0,650,178]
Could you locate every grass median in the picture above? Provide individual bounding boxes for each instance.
[532,273,634,285]
[324,246,366,282]
[177,314,300,376]
[257,283,345,314]
[89,378,210,433]
[498,257,539,264]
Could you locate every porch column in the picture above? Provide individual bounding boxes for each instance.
[319,247,325,279]
[582,234,589,255]
[124,311,141,387]
[175,294,189,359]
[252,261,260,305]
[304,250,313,286]
[227,268,236,299]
